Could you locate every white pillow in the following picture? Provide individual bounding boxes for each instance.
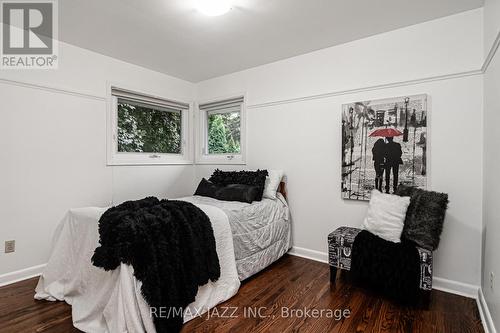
[263,170,284,200]
[362,190,410,243]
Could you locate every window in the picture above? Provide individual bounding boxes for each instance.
[117,100,181,154]
[207,111,240,154]
[197,96,245,164]
[107,86,192,165]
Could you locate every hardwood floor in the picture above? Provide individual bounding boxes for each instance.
[0,255,484,333]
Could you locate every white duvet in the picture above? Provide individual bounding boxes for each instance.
[34,203,241,333]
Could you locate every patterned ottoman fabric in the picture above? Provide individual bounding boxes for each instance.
[328,227,432,291]
[417,247,433,290]
[328,226,361,270]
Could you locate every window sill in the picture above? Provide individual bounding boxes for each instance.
[107,154,193,166]
[195,154,246,165]
[194,160,247,165]
[107,161,194,166]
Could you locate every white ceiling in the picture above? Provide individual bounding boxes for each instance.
[59,0,483,82]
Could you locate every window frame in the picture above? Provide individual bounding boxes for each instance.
[106,84,193,165]
[196,95,246,165]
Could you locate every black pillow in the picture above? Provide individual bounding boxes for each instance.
[194,179,259,203]
[395,185,449,251]
[194,178,219,197]
[215,184,259,203]
[209,169,268,201]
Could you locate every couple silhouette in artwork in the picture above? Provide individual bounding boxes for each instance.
[372,137,403,194]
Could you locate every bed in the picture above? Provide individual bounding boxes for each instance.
[35,182,290,333]
[182,189,290,280]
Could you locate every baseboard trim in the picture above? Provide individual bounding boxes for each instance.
[477,288,498,333]
[288,246,328,263]
[287,247,480,298]
[432,276,479,298]
[0,264,46,287]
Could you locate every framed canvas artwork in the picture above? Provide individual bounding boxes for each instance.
[341,94,428,201]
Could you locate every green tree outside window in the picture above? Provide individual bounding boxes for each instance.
[208,112,240,154]
[117,101,182,154]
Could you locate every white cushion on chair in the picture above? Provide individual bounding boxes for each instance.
[362,190,410,243]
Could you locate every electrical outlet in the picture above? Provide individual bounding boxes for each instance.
[490,272,495,290]
[5,240,15,253]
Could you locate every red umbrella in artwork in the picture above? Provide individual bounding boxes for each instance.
[369,128,403,137]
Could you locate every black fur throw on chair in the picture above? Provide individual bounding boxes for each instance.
[396,185,449,251]
[351,230,421,304]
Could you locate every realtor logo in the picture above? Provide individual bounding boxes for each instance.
[1,0,58,69]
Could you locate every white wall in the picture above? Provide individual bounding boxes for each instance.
[482,0,500,330]
[484,0,500,56]
[0,41,197,276]
[483,49,500,332]
[196,9,485,286]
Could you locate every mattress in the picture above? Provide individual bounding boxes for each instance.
[180,193,291,280]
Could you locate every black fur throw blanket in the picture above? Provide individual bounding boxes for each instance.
[91,197,220,333]
[350,230,420,304]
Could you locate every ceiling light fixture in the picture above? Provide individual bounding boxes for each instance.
[195,0,232,16]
